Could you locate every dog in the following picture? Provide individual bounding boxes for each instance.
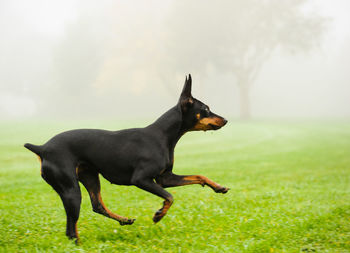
[24,74,229,242]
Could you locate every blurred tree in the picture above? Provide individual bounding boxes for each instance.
[40,0,327,119]
[164,0,327,118]
[41,2,169,118]
[47,16,105,117]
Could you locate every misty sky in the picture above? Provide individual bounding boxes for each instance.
[0,0,349,120]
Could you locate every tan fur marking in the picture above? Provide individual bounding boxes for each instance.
[37,155,42,175]
[153,198,173,222]
[160,199,173,215]
[183,175,222,189]
[75,223,80,243]
[192,116,225,130]
[97,193,129,221]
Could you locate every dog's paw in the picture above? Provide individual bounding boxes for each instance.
[119,218,135,226]
[215,186,230,194]
[153,210,165,223]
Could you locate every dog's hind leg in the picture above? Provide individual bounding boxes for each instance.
[77,165,135,225]
[41,160,82,242]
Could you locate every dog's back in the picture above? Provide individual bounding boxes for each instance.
[24,74,228,242]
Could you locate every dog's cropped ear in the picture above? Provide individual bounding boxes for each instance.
[180,74,192,98]
[179,74,193,111]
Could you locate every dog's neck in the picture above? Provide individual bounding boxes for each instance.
[147,105,187,150]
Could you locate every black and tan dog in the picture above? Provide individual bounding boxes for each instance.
[24,74,229,242]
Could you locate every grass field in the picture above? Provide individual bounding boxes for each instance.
[0,120,350,252]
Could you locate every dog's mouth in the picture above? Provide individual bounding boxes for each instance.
[208,118,227,130]
[191,117,227,131]
[209,124,222,130]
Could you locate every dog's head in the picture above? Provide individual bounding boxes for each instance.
[178,74,227,131]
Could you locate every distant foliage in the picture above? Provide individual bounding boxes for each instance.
[164,0,327,118]
[39,0,326,118]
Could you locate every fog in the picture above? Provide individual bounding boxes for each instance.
[1,0,349,120]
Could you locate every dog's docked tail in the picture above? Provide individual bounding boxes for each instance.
[24,143,43,156]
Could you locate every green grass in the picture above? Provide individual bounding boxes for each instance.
[1,120,350,252]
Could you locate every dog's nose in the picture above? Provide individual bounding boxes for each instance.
[222,118,228,126]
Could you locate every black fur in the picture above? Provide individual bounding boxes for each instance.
[24,74,229,242]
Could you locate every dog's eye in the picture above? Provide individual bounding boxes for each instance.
[203,108,210,116]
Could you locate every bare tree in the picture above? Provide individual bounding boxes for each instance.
[37,0,326,119]
[164,0,327,118]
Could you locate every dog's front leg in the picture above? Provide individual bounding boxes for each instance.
[156,171,229,193]
[132,174,173,223]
